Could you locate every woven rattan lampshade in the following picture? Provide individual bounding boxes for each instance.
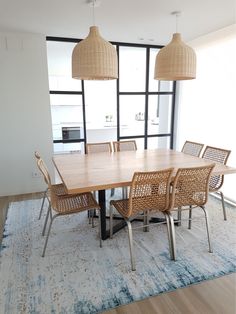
[154,33,196,81]
[72,26,118,80]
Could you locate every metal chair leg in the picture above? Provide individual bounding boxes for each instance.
[168,213,176,261]
[177,208,182,226]
[109,205,114,238]
[88,210,92,224]
[91,210,95,228]
[42,212,59,257]
[98,210,102,248]
[201,206,213,253]
[42,204,50,236]
[163,213,174,260]
[38,188,48,220]
[143,211,149,232]
[126,220,136,271]
[188,205,192,229]
[122,187,128,199]
[219,191,227,221]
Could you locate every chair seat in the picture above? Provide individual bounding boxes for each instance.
[54,192,100,214]
[51,183,68,196]
[110,199,129,218]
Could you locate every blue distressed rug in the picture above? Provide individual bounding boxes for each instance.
[0,196,235,314]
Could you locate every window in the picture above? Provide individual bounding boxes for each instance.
[47,38,176,153]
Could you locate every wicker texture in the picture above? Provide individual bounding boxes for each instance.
[113,140,137,152]
[35,151,67,196]
[202,146,231,191]
[72,26,118,80]
[51,191,100,214]
[37,158,100,214]
[181,140,204,157]
[154,33,196,81]
[169,164,215,209]
[111,169,174,218]
[86,142,112,154]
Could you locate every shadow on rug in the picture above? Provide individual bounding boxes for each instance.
[0,196,235,314]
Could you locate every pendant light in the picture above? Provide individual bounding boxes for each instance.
[72,0,118,80]
[154,11,196,81]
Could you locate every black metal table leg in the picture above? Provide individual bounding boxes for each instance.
[98,189,128,240]
[98,190,107,240]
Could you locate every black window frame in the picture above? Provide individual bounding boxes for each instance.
[46,36,176,151]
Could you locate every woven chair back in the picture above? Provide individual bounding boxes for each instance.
[113,140,137,152]
[181,141,204,157]
[37,158,52,187]
[170,164,215,209]
[86,142,112,154]
[202,146,231,191]
[126,168,174,217]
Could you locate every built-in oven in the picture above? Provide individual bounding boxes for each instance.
[62,127,81,140]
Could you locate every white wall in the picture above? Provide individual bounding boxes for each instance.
[0,32,54,196]
[176,25,236,201]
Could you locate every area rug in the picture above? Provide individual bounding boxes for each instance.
[0,196,235,314]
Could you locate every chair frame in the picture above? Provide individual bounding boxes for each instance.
[167,163,215,260]
[202,146,231,220]
[181,140,204,157]
[86,142,112,154]
[110,168,174,271]
[36,157,102,257]
[112,140,137,152]
[35,151,49,220]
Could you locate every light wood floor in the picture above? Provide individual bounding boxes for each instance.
[0,193,235,314]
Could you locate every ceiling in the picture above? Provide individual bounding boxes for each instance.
[0,0,235,45]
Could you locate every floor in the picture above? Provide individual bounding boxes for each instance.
[0,193,235,314]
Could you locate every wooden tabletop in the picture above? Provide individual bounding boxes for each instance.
[53,149,236,194]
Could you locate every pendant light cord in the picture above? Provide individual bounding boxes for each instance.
[92,0,96,26]
[172,11,181,33]
[175,14,178,33]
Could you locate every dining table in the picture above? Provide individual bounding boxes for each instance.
[53,148,236,240]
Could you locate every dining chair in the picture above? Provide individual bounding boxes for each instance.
[181,140,204,157]
[34,151,67,220]
[86,142,112,154]
[113,140,137,152]
[36,157,102,257]
[167,163,215,261]
[202,146,231,220]
[86,141,113,216]
[110,168,174,271]
[113,140,137,198]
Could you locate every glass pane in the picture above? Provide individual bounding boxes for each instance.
[148,95,173,135]
[84,80,117,143]
[47,41,82,91]
[120,95,145,136]
[53,142,85,154]
[119,46,146,92]
[149,48,174,92]
[50,95,84,142]
[148,136,170,149]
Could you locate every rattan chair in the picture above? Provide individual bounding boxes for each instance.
[181,140,204,157]
[202,146,231,220]
[35,151,67,220]
[110,168,174,271]
[86,142,112,154]
[86,141,113,217]
[36,157,101,257]
[113,140,137,198]
[113,140,137,152]
[167,164,215,260]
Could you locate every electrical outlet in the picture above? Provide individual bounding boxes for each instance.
[32,171,41,178]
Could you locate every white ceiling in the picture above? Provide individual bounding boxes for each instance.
[0,0,235,45]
